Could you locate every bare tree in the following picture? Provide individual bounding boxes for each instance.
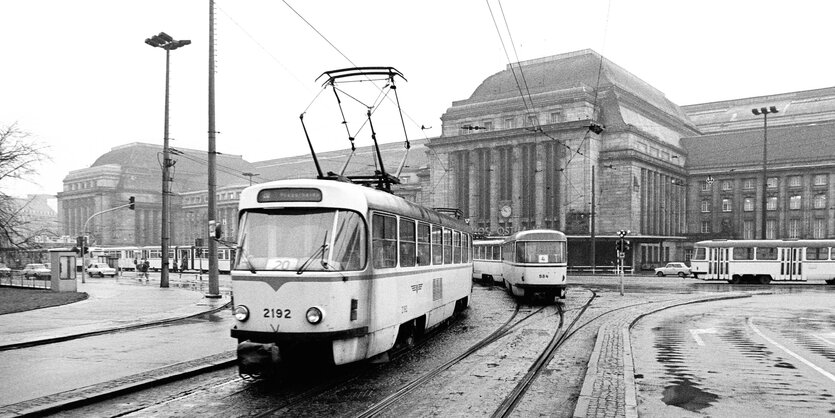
[0,123,50,249]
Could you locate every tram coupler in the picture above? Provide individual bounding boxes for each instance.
[237,340,281,379]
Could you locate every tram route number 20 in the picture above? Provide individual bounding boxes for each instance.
[264,308,292,318]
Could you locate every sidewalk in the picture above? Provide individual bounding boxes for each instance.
[0,275,233,416]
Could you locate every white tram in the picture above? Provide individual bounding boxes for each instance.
[473,239,504,284]
[500,229,568,300]
[691,239,835,284]
[230,179,473,373]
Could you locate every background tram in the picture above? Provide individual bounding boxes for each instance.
[473,239,504,284]
[231,179,473,374]
[77,245,236,273]
[500,229,568,301]
[691,239,835,284]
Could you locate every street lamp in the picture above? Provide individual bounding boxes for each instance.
[242,172,260,186]
[752,105,778,240]
[146,32,191,288]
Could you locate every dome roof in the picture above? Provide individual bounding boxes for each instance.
[455,49,693,126]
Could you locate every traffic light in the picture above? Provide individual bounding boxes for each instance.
[128,196,135,210]
[616,241,623,252]
[624,240,631,252]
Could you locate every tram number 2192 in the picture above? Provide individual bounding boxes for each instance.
[264,308,292,318]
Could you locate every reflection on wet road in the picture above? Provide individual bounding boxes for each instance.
[631,291,835,417]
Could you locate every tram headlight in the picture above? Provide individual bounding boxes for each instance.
[306,307,323,324]
[233,305,250,321]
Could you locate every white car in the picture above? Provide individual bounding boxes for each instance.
[87,262,117,278]
[0,263,11,277]
[654,262,691,278]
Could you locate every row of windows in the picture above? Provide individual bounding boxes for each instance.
[183,192,239,205]
[700,218,828,239]
[701,175,829,192]
[461,111,565,134]
[474,244,501,261]
[371,213,471,269]
[701,194,828,212]
[475,241,568,264]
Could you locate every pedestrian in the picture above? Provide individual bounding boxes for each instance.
[139,258,149,282]
[181,257,188,272]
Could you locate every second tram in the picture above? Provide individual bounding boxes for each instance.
[691,239,835,284]
[500,229,568,300]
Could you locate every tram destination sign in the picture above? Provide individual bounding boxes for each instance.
[258,188,323,203]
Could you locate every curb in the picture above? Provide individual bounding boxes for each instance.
[0,300,231,352]
[2,351,236,417]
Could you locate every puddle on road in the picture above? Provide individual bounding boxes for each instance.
[661,378,719,412]
[653,322,719,412]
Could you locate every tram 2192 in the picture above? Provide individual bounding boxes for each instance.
[230,179,473,376]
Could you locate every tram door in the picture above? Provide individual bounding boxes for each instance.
[708,248,730,280]
[779,248,802,281]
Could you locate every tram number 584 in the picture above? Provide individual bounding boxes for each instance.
[264,308,292,318]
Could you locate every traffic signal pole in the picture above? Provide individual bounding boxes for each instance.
[80,199,135,283]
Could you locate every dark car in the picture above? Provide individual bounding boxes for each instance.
[22,263,51,280]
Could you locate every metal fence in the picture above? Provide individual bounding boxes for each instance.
[0,273,52,290]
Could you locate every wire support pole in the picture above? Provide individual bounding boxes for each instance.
[206,0,221,298]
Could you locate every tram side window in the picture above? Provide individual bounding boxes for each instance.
[465,233,471,263]
[443,229,452,264]
[733,247,755,260]
[372,214,397,269]
[453,231,462,263]
[503,242,514,262]
[756,247,778,260]
[399,219,416,267]
[806,247,829,260]
[693,247,706,260]
[431,225,443,265]
[417,223,431,266]
[492,245,500,261]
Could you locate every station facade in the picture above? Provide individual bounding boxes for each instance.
[53,49,835,271]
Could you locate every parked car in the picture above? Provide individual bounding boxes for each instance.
[654,262,691,278]
[22,263,51,280]
[87,262,117,278]
[0,263,11,277]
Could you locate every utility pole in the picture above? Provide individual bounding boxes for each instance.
[206,0,221,298]
[590,165,596,273]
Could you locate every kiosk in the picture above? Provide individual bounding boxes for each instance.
[49,250,78,292]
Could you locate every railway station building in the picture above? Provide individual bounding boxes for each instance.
[53,49,835,272]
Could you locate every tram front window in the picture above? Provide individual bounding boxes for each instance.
[235,208,367,272]
[515,241,566,263]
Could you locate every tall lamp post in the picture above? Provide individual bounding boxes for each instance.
[146,32,191,288]
[752,106,778,240]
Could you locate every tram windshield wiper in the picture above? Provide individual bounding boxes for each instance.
[297,231,329,275]
[237,233,256,274]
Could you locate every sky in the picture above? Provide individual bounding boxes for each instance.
[2,0,833,199]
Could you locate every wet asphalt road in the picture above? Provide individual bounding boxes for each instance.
[631,288,835,417]
[15,274,833,417]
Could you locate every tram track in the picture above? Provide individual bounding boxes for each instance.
[355,301,555,417]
